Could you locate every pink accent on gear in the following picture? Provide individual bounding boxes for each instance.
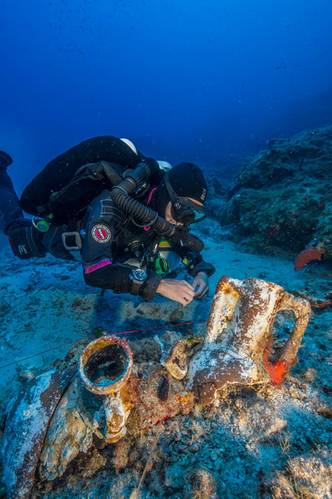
[84,259,112,274]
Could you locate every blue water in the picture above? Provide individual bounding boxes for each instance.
[1,0,332,192]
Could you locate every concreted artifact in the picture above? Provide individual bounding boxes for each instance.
[186,277,311,405]
[2,277,311,497]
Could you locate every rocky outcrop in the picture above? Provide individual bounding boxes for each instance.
[220,127,332,260]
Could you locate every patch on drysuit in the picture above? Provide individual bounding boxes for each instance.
[91,224,112,244]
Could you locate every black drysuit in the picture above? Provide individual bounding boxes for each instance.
[2,137,215,300]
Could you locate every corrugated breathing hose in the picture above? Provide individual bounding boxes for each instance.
[110,162,204,252]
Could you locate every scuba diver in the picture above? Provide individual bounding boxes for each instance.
[0,136,215,307]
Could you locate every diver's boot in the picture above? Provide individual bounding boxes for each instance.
[0,151,24,233]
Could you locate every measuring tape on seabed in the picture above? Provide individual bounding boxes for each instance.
[0,320,207,369]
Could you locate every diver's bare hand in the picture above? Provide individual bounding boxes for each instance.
[192,272,209,299]
[156,279,195,306]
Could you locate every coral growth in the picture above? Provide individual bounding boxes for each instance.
[220,127,332,260]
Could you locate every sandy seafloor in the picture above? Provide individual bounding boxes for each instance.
[0,218,331,498]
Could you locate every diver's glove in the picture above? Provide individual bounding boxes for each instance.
[6,220,46,259]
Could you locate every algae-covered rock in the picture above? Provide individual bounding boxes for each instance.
[221,127,332,258]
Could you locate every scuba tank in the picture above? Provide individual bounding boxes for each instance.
[20,135,203,253]
[20,136,160,223]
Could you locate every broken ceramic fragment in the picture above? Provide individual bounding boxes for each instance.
[2,362,77,499]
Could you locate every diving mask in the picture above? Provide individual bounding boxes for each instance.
[164,174,206,225]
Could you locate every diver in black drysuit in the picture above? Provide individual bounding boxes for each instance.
[0,137,215,306]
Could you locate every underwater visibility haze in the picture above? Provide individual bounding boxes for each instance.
[1,0,332,190]
[0,1,332,498]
